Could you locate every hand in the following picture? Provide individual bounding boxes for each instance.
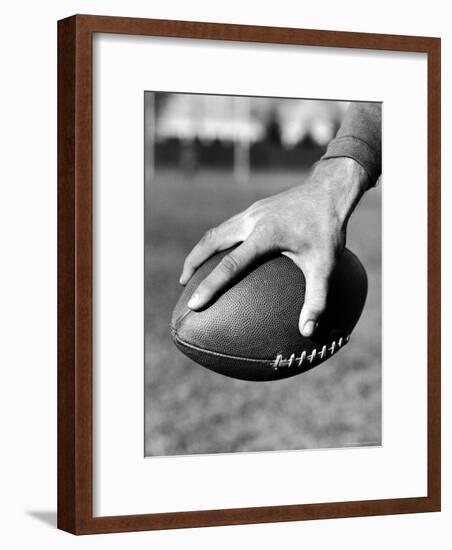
[179,157,369,336]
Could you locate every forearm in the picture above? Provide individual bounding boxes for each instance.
[321,102,382,188]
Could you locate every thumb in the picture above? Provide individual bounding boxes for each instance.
[298,264,331,337]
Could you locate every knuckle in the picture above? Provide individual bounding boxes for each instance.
[252,221,275,245]
[203,227,217,245]
[241,207,259,230]
[219,254,239,275]
[247,198,265,213]
[317,258,334,278]
[243,199,267,223]
[310,247,336,274]
[306,295,327,315]
[251,221,267,238]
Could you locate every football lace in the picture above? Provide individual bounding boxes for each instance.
[272,334,350,370]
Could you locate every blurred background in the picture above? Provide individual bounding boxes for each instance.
[144,92,381,457]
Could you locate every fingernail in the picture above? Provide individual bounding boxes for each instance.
[188,293,200,309]
[179,271,191,285]
[302,320,316,337]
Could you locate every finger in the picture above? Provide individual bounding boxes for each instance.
[187,234,265,310]
[179,221,241,285]
[297,262,332,337]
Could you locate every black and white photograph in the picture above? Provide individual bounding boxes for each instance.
[144,92,382,457]
[0,0,445,543]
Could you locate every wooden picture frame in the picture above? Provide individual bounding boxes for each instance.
[58,14,441,534]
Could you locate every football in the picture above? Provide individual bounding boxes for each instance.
[171,248,367,381]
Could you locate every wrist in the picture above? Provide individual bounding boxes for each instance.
[313,157,368,225]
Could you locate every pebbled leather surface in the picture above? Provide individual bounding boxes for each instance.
[171,248,367,381]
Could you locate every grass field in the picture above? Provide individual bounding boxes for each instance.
[144,168,381,456]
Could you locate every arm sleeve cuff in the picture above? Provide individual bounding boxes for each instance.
[321,136,381,188]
